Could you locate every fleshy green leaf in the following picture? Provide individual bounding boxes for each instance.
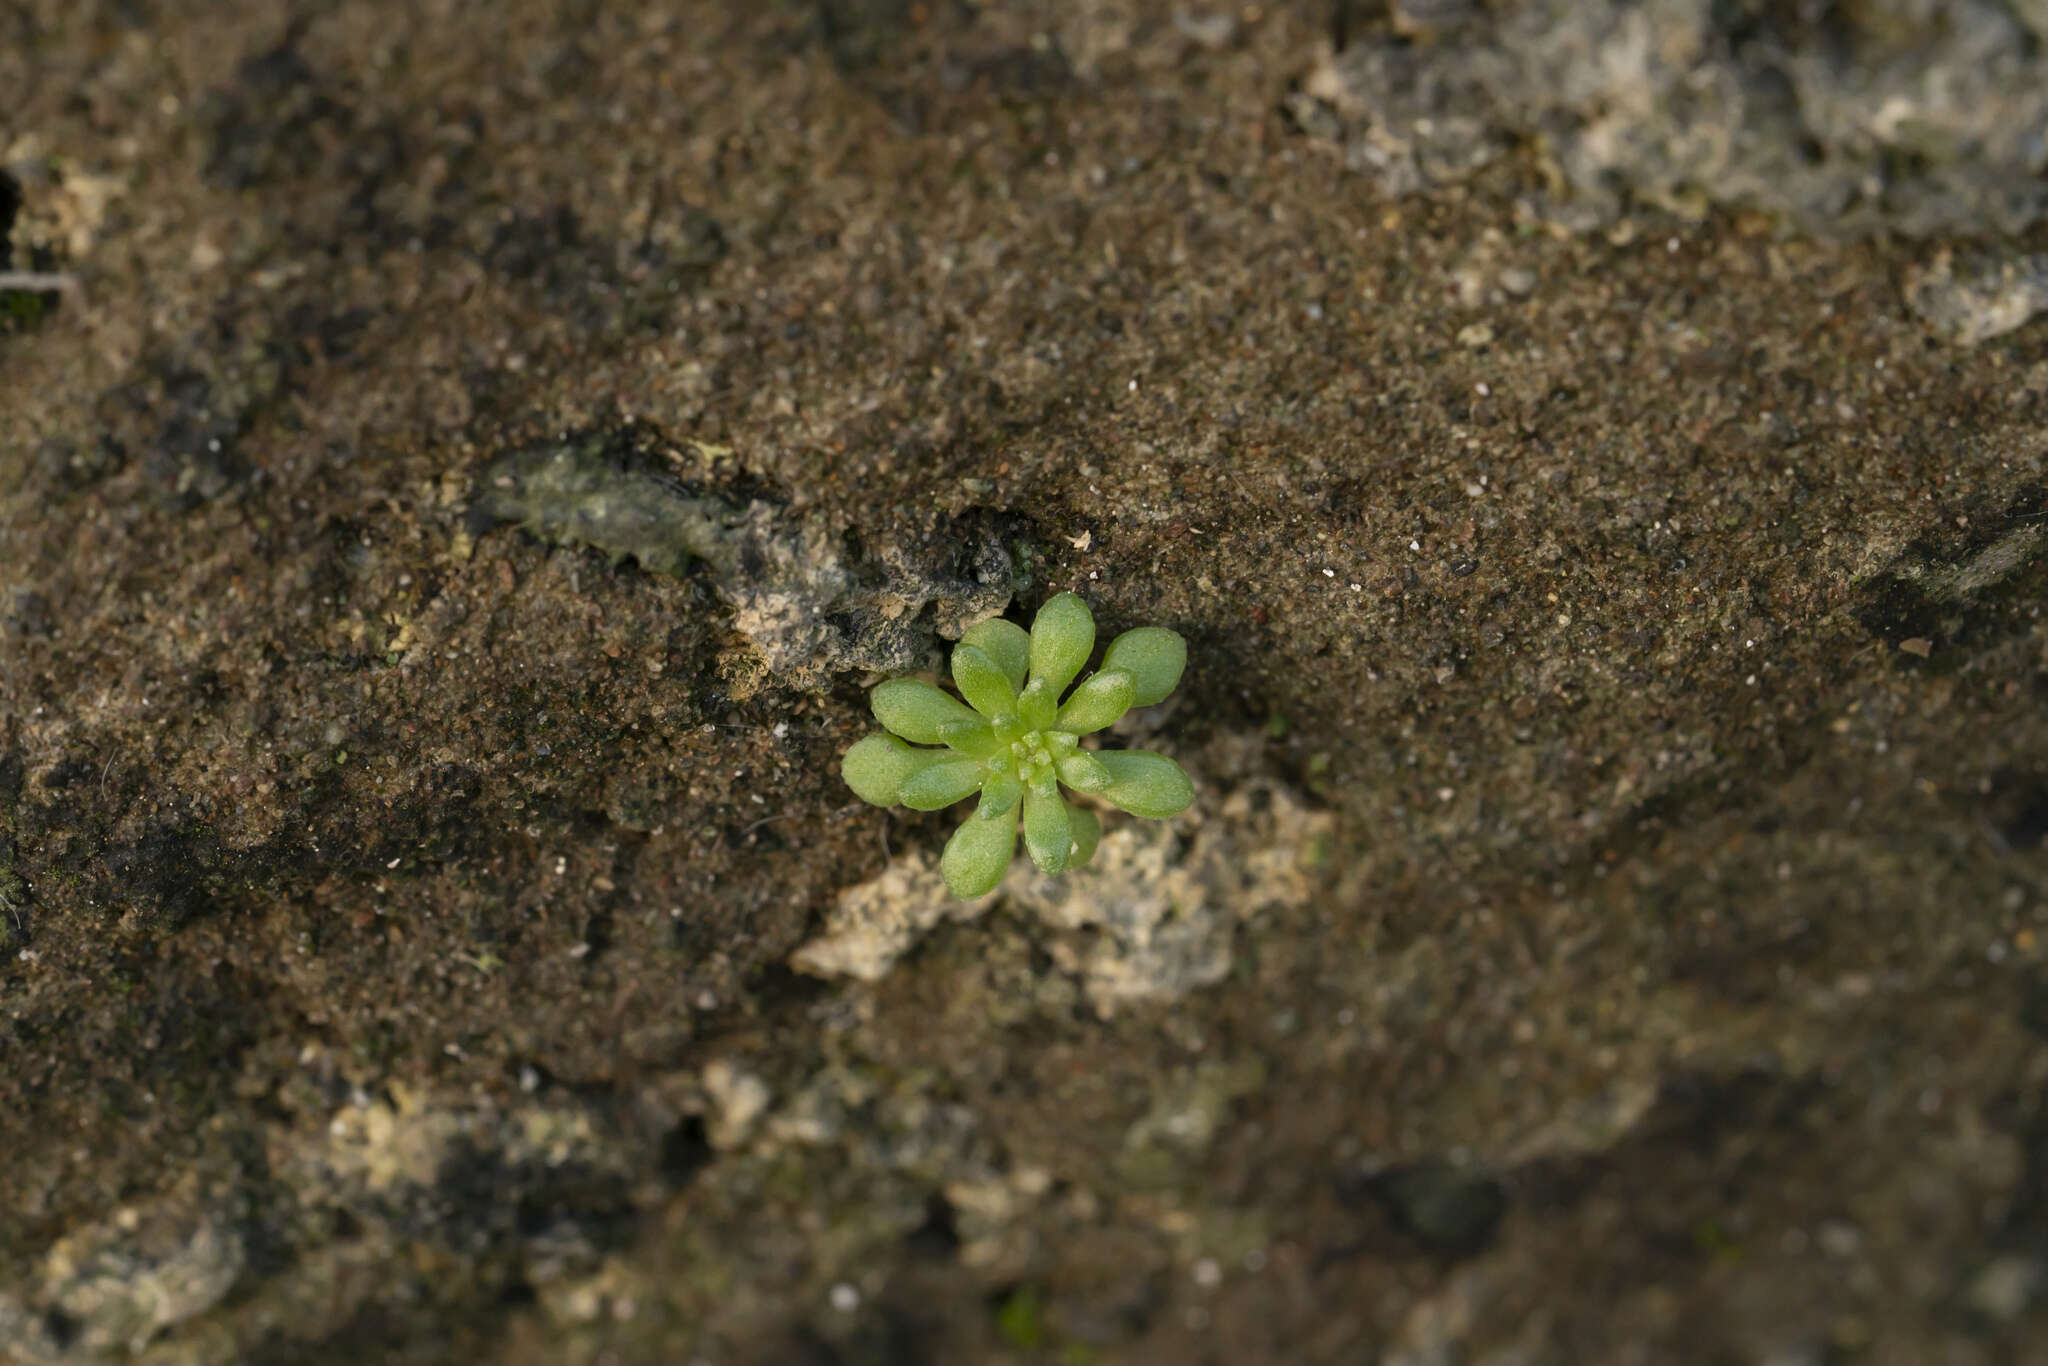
[977,769,1023,818]
[951,643,1017,719]
[1096,750,1194,819]
[1056,751,1112,793]
[1023,786,1072,875]
[899,758,987,810]
[937,718,1000,757]
[841,734,947,806]
[942,805,1017,898]
[1102,627,1187,706]
[872,678,979,744]
[1054,669,1135,735]
[1028,593,1094,695]
[960,618,1030,692]
[1017,678,1059,730]
[1067,805,1101,867]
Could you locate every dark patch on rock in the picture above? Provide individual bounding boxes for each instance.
[102,818,245,930]
[748,1328,850,1366]
[1967,1074,2048,1330]
[0,166,19,246]
[808,0,927,76]
[1521,1069,1829,1225]
[279,301,372,371]
[466,197,727,337]
[199,35,704,349]
[1042,1271,1162,1349]
[486,203,594,290]
[234,1303,443,1366]
[1850,488,2048,667]
[659,1115,715,1188]
[32,434,126,494]
[1851,570,1945,650]
[739,960,837,1018]
[204,36,354,192]
[839,1304,946,1366]
[37,1308,78,1352]
[39,756,97,792]
[665,202,728,269]
[904,1190,961,1259]
[144,370,254,511]
[1982,770,2048,855]
[5,589,53,640]
[796,0,1073,131]
[16,755,493,940]
[1361,1157,1507,1257]
[411,1140,634,1253]
[2018,972,2048,1044]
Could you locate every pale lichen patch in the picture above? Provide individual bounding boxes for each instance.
[794,742,1332,1015]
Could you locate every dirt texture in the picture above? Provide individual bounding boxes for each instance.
[5,2,2048,1363]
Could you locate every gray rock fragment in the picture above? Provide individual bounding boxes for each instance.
[1294,0,2048,238]
[793,753,1331,1015]
[1965,1253,2046,1323]
[1906,249,2048,346]
[788,852,968,982]
[0,1190,244,1361]
[700,1059,775,1150]
[471,427,1018,686]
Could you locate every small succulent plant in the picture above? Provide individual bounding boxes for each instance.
[841,593,1194,898]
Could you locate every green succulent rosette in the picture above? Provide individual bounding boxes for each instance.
[841,593,1194,898]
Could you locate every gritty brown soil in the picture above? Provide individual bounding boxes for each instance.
[4,3,2048,1364]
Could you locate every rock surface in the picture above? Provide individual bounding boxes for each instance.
[1296,0,2048,237]
[6,2,2048,1363]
